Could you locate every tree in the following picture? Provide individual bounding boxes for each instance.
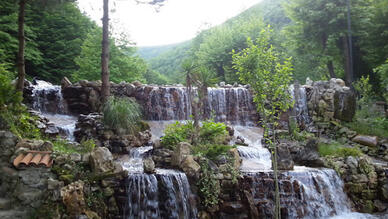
[72,27,147,83]
[285,0,372,85]
[101,0,110,103]
[15,0,26,92]
[232,27,294,219]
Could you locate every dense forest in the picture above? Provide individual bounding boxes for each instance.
[141,0,388,98]
[1,0,388,97]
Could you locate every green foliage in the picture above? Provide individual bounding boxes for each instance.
[53,138,95,154]
[197,161,221,208]
[192,144,233,161]
[318,142,363,158]
[160,121,194,150]
[354,75,374,105]
[80,138,96,153]
[0,66,22,109]
[103,97,142,135]
[199,121,228,144]
[375,59,388,102]
[345,113,388,138]
[72,27,147,83]
[232,27,294,135]
[160,120,229,150]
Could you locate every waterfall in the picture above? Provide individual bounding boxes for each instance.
[137,86,256,125]
[122,146,197,219]
[30,80,77,141]
[290,84,313,130]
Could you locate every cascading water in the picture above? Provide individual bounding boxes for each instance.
[31,80,77,141]
[136,86,257,125]
[234,125,382,219]
[121,145,197,219]
[290,84,314,131]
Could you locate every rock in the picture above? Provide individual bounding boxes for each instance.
[229,148,242,170]
[277,143,294,170]
[16,139,44,150]
[181,155,200,178]
[171,142,191,167]
[294,138,324,167]
[60,180,87,216]
[352,135,378,147]
[219,81,226,87]
[89,147,114,173]
[306,77,313,86]
[143,157,155,173]
[374,200,387,212]
[70,153,82,162]
[103,187,114,197]
[333,89,356,122]
[346,156,358,174]
[48,178,64,190]
[381,182,388,200]
[132,81,142,87]
[61,77,72,88]
[335,78,345,87]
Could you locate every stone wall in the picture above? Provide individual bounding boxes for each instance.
[305,78,356,122]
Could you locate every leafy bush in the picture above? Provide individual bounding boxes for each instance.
[192,144,233,161]
[80,138,96,153]
[53,138,95,154]
[197,161,220,208]
[160,121,194,150]
[199,121,228,144]
[103,97,142,135]
[318,142,362,157]
[375,59,388,102]
[354,75,374,105]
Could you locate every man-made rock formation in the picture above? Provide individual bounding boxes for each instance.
[306,78,356,122]
[60,180,87,216]
[62,80,258,125]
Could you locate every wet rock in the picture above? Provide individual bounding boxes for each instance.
[294,138,324,167]
[143,157,155,173]
[61,77,72,88]
[89,147,114,173]
[229,148,242,170]
[60,180,87,216]
[352,135,378,147]
[181,155,200,178]
[171,142,191,167]
[276,143,294,170]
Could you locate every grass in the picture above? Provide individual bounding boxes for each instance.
[318,141,363,158]
[103,97,142,135]
[53,138,95,154]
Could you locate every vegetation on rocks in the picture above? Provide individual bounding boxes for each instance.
[102,97,142,135]
[318,141,363,158]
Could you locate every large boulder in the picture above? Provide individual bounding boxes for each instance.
[333,88,356,122]
[294,139,324,167]
[60,180,87,216]
[181,155,201,178]
[276,143,294,170]
[171,142,191,167]
[143,157,155,174]
[352,135,378,147]
[89,147,114,173]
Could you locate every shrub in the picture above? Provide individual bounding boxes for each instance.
[103,97,142,135]
[375,59,388,102]
[318,142,362,157]
[197,161,220,208]
[80,138,96,153]
[199,121,228,144]
[160,121,194,150]
[192,144,233,161]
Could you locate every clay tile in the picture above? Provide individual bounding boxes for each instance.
[39,154,51,167]
[20,153,34,166]
[13,153,25,167]
[30,153,42,166]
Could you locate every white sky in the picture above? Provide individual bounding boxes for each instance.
[77,0,262,46]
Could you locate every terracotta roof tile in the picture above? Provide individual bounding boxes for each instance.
[13,151,53,168]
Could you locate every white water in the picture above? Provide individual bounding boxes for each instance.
[122,142,197,219]
[31,80,77,141]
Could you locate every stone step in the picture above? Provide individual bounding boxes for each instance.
[0,209,27,219]
[0,198,11,210]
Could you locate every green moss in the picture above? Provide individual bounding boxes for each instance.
[59,174,74,184]
[318,142,363,158]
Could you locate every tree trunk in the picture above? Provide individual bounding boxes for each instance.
[343,36,353,86]
[200,85,209,120]
[326,61,336,78]
[16,0,26,92]
[101,0,110,104]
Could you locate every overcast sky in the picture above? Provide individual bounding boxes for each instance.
[77,0,262,47]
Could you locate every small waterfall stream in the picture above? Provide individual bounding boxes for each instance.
[31,80,77,141]
[120,145,197,219]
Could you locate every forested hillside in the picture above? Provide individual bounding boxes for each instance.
[144,0,388,97]
[0,0,155,84]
